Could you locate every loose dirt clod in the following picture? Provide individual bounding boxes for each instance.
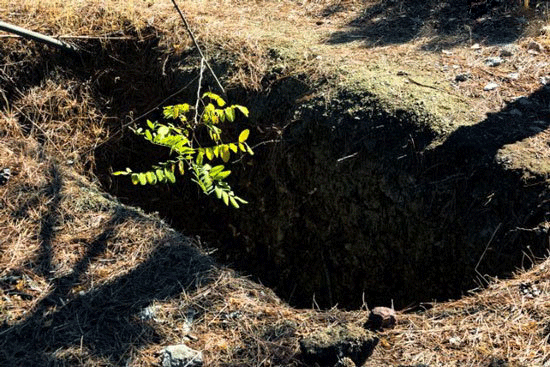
[365,307,397,331]
[299,325,378,367]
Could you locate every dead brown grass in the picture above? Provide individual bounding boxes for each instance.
[2,0,550,366]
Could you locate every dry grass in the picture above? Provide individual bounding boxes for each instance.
[367,263,550,366]
[2,0,550,366]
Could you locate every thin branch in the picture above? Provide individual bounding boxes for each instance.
[0,34,134,40]
[0,20,78,53]
[170,0,226,96]
[194,58,206,125]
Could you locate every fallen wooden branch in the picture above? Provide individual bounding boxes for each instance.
[0,20,78,53]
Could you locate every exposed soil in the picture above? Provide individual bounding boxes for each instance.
[96,62,550,309]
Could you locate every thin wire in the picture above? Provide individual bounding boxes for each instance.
[169,0,226,96]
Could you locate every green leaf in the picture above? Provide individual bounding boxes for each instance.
[155,169,165,182]
[203,92,226,107]
[210,165,225,177]
[215,170,231,180]
[225,107,235,122]
[229,143,238,153]
[218,109,226,123]
[138,173,147,185]
[246,143,254,155]
[164,168,176,183]
[205,147,214,161]
[131,173,139,185]
[229,196,239,208]
[239,143,246,152]
[178,160,185,175]
[214,186,223,199]
[221,146,230,163]
[235,197,248,204]
[235,105,249,117]
[163,106,175,119]
[222,191,229,206]
[147,120,155,129]
[158,126,169,136]
[113,167,132,176]
[146,171,157,184]
[238,129,249,143]
[196,151,204,165]
[145,129,153,141]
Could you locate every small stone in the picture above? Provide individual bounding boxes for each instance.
[527,41,544,53]
[300,325,378,367]
[0,168,11,186]
[334,357,356,367]
[161,344,203,367]
[542,26,550,35]
[364,307,397,331]
[442,50,453,55]
[500,44,518,57]
[484,82,499,91]
[508,109,522,116]
[489,358,509,367]
[455,73,471,82]
[138,305,159,321]
[540,76,550,85]
[448,337,462,348]
[507,72,520,80]
[485,57,504,67]
[471,43,481,50]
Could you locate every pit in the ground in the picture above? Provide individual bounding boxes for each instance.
[48,36,547,310]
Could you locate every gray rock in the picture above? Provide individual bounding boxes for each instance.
[455,73,471,82]
[161,344,203,367]
[138,305,158,321]
[364,307,397,331]
[484,82,499,91]
[507,72,520,80]
[485,57,504,67]
[334,356,356,367]
[527,41,544,53]
[488,358,509,367]
[0,168,10,186]
[299,325,378,367]
[500,45,518,57]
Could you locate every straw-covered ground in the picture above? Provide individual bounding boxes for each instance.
[2,0,550,365]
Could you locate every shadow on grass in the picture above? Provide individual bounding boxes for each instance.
[409,84,550,292]
[0,202,214,366]
[325,0,541,49]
